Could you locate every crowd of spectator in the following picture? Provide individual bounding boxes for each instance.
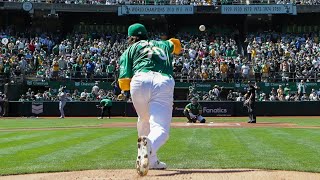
[1,25,320,101]
[187,79,320,101]
[1,26,320,85]
[1,0,320,5]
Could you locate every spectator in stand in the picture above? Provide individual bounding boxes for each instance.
[80,89,88,101]
[276,85,284,99]
[86,59,95,80]
[301,93,309,101]
[117,90,127,101]
[92,82,100,97]
[309,89,318,101]
[227,90,235,101]
[297,80,306,98]
[209,85,220,100]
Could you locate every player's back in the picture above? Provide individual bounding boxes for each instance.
[130,40,174,76]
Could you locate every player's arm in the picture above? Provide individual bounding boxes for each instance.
[118,48,133,91]
[184,103,191,112]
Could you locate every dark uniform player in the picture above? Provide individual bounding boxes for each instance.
[98,98,112,119]
[183,97,206,123]
[245,82,257,123]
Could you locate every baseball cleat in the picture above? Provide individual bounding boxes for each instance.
[150,160,167,170]
[136,136,151,176]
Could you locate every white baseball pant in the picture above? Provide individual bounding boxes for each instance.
[130,71,175,164]
[59,101,66,118]
[189,113,205,121]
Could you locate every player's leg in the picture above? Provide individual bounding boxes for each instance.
[59,101,64,118]
[130,74,152,136]
[148,75,175,169]
[183,110,192,123]
[197,115,206,123]
[189,113,197,123]
[108,106,111,119]
[100,107,105,119]
[251,103,256,123]
[130,73,153,176]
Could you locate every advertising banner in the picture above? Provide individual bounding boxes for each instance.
[118,5,194,15]
[221,4,297,15]
[173,102,234,117]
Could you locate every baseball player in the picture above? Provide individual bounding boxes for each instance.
[183,97,206,123]
[244,82,257,123]
[58,87,67,119]
[98,98,112,119]
[118,23,182,176]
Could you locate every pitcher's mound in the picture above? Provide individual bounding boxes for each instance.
[2,169,320,180]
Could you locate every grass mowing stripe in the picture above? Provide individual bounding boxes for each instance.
[271,128,320,145]
[0,132,19,137]
[236,128,300,169]
[266,129,320,172]
[61,131,137,169]
[0,131,72,149]
[0,131,90,156]
[35,129,135,163]
[0,129,112,173]
[163,129,233,168]
[0,131,57,144]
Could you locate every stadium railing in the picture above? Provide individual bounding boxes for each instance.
[4,70,320,83]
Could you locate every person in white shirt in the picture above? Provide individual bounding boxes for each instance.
[309,89,318,101]
[297,80,306,98]
[241,63,250,81]
[247,43,252,62]
[92,82,100,96]
[80,89,88,101]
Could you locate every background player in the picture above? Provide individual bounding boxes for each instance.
[183,97,206,123]
[244,82,257,123]
[58,87,67,119]
[98,98,112,119]
[118,23,182,176]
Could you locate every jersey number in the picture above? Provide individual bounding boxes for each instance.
[141,47,167,61]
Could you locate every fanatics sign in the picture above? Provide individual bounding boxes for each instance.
[221,4,297,15]
[118,5,194,15]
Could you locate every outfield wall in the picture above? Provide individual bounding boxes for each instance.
[7,101,320,117]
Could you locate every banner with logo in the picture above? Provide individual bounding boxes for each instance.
[221,4,297,15]
[172,102,234,117]
[118,5,194,16]
[32,102,43,115]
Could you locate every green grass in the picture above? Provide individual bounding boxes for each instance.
[0,117,319,175]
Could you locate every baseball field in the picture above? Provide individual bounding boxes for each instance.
[0,116,320,180]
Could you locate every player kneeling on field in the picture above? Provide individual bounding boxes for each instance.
[183,97,206,123]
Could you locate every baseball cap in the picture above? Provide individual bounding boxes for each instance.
[128,23,147,37]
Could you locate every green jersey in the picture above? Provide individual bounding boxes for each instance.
[184,103,202,115]
[119,40,174,79]
[100,99,112,107]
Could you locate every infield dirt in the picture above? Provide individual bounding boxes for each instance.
[1,169,320,180]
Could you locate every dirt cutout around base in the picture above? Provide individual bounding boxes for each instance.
[1,169,320,180]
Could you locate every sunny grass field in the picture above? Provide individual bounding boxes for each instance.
[0,117,320,175]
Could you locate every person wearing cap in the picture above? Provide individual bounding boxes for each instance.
[244,81,257,123]
[97,98,112,119]
[118,23,182,175]
[183,97,206,123]
[58,86,67,119]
